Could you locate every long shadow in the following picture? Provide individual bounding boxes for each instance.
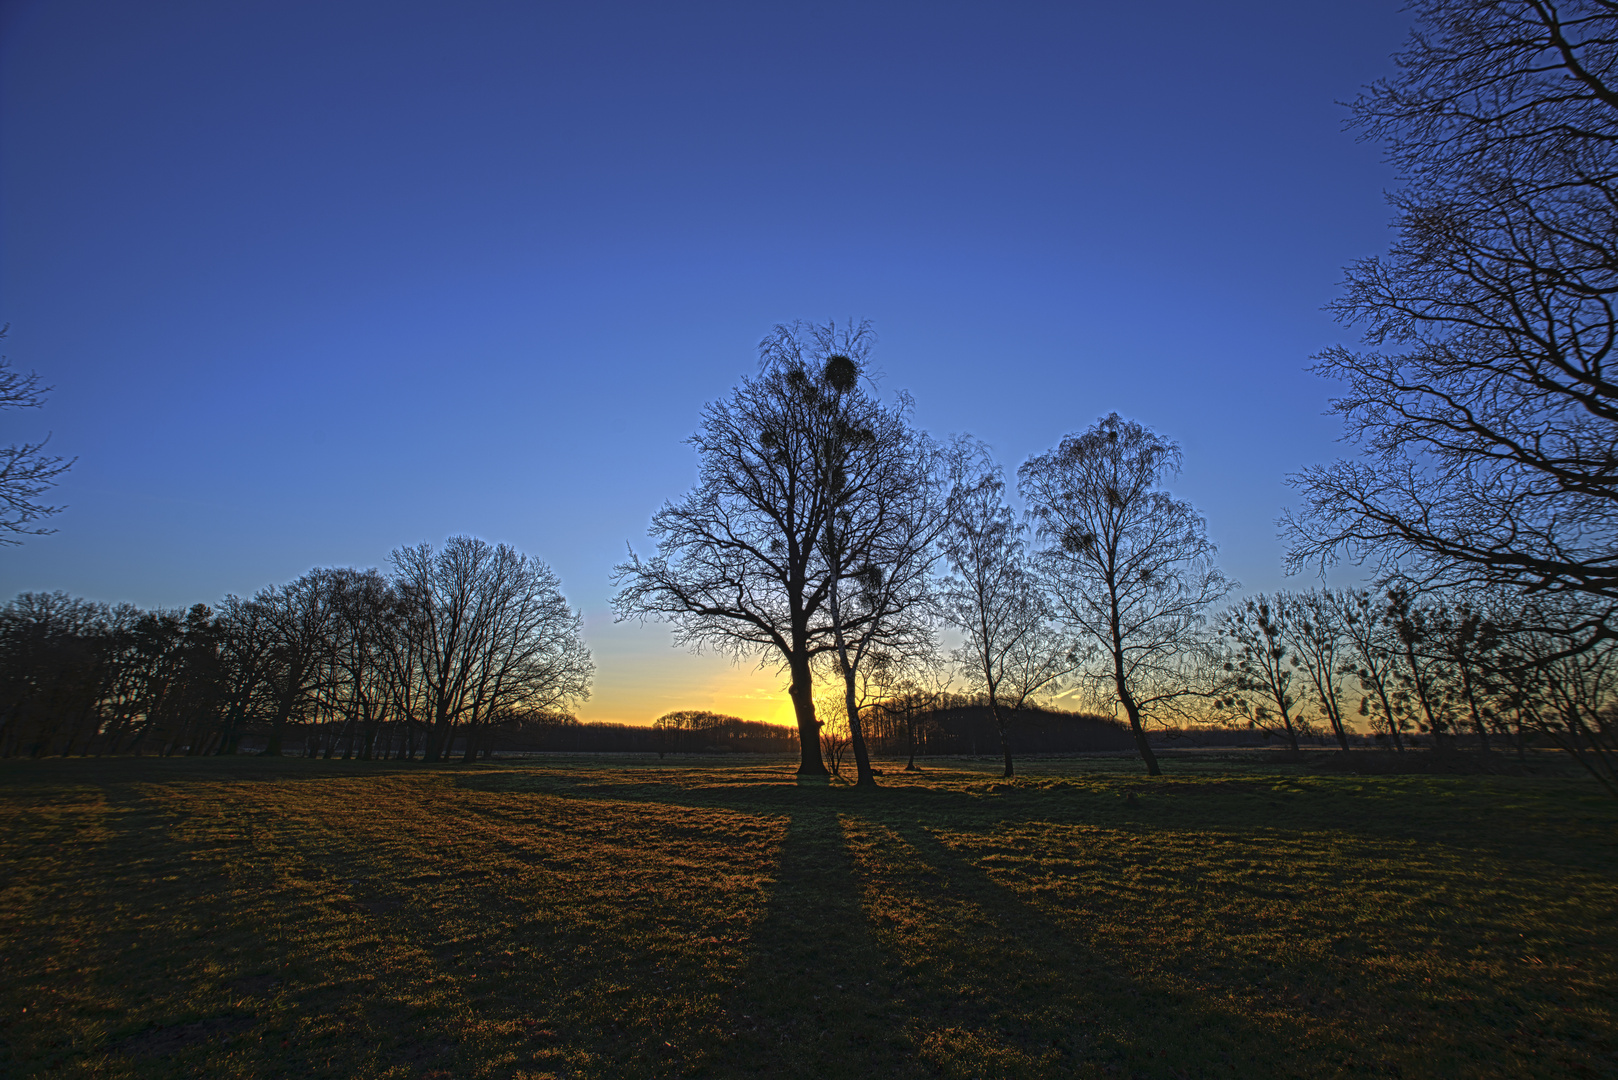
[859,811,1287,1076]
[536,777,1296,1077]
[453,765,1618,880]
[458,769,1608,1077]
[701,805,915,1078]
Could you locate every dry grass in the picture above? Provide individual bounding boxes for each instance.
[0,753,1614,1078]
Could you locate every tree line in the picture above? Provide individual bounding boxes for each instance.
[1214,585,1618,791]
[0,536,593,761]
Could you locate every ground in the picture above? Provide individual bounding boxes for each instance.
[0,753,1614,1079]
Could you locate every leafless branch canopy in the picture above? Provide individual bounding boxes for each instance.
[0,335,74,542]
[1287,1,1618,605]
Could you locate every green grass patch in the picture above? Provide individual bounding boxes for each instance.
[1,753,1615,1078]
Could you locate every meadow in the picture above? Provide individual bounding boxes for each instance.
[1,753,1614,1079]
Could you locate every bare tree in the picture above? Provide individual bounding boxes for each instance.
[1387,588,1461,750]
[862,644,952,772]
[0,593,113,756]
[614,321,920,776]
[1332,588,1410,751]
[1497,593,1618,793]
[941,441,1075,778]
[1286,590,1355,751]
[1214,595,1305,752]
[818,699,853,778]
[394,538,493,763]
[394,537,591,764]
[1286,1,1618,621]
[818,395,947,787]
[214,595,278,756]
[327,569,399,761]
[1020,415,1230,776]
[250,570,339,757]
[1425,596,1506,751]
[455,548,593,763]
[0,332,74,543]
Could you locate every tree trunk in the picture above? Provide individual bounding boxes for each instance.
[788,652,827,775]
[1279,711,1300,752]
[1325,705,1351,751]
[1115,683,1160,777]
[359,702,378,762]
[981,690,1015,778]
[842,669,876,787]
[424,699,454,763]
[1460,669,1493,752]
[905,714,919,771]
[827,574,876,787]
[1374,682,1405,752]
[262,700,290,756]
[1110,622,1160,775]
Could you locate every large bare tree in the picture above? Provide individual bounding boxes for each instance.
[614,321,928,776]
[1020,415,1230,776]
[818,390,947,787]
[1287,1,1618,625]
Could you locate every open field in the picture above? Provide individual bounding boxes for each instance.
[1,754,1615,1079]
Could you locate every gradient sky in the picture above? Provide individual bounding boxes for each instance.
[1,0,1410,726]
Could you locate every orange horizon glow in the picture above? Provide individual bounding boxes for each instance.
[572,616,802,727]
[569,613,1103,729]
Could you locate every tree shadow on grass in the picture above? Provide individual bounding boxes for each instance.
[470,773,1545,1078]
[699,805,915,1078]
[857,813,1292,1078]
[672,788,1299,1080]
[456,766,1618,886]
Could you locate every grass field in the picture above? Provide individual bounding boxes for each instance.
[1,753,1615,1079]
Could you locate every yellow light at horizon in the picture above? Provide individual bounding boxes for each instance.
[574,623,803,728]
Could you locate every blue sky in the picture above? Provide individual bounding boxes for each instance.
[1,0,1409,723]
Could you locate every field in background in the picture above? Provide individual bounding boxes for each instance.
[1,754,1615,1079]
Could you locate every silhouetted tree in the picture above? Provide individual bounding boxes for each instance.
[0,331,74,544]
[214,595,279,755]
[1426,596,1506,752]
[815,373,947,787]
[1021,415,1230,776]
[614,321,922,776]
[1333,588,1410,750]
[0,593,114,756]
[1387,588,1459,749]
[394,537,591,763]
[861,645,951,772]
[1285,590,1355,751]
[1215,596,1305,752]
[940,441,1074,778]
[327,569,399,761]
[1496,593,1618,793]
[251,570,339,757]
[1287,1,1618,626]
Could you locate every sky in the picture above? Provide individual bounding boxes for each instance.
[0,0,1411,726]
